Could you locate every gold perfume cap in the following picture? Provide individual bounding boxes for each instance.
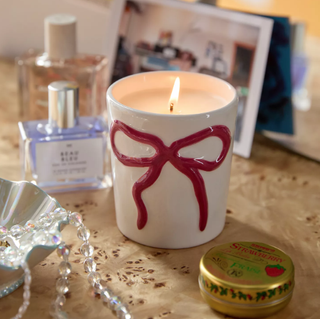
[45,14,77,59]
[48,81,79,129]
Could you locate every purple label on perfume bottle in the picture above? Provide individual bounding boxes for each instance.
[36,138,103,182]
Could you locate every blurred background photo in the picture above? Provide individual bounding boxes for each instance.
[112,0,273,157]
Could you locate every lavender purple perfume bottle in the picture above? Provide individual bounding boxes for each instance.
[18,81,111,193]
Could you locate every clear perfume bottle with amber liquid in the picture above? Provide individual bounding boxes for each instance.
[18,81,111,193]
[16,14,108,121]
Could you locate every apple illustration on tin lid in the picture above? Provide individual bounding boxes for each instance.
[265,264,286,277]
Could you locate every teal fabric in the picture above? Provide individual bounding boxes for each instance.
[256,16,294,135]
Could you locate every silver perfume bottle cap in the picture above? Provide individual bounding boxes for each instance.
[291,22,306,54]
[48,81,79,129]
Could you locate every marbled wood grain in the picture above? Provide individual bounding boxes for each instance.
[0,58,320,319]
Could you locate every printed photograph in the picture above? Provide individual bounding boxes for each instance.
[112,0,273,157]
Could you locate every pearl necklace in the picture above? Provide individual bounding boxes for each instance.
[0,208,133,319]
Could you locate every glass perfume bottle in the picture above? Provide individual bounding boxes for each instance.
[16,14,108,121]
[18,81,111,193]
[291,22,311,111]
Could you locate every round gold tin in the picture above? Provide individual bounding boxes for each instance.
[199,242,294,318]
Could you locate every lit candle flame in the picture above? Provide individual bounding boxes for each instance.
[168,77,180,113]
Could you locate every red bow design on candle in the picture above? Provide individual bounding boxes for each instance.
[110,120,231,231]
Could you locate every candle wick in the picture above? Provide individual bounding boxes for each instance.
[170,102,174,112]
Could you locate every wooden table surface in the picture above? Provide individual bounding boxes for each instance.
[0,58,319,319]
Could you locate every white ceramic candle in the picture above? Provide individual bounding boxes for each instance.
[107,71,237,249]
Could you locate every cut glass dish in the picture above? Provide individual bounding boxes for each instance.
[0,178,66,298]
